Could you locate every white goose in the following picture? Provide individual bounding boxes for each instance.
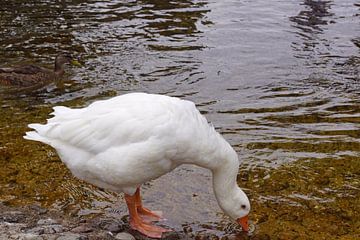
[24,92,250,238]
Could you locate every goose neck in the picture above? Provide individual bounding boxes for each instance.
[212,152,239,199]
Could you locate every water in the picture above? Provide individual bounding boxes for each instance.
[0,0,359,238]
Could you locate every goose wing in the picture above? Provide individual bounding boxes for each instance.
[28,94,187,155]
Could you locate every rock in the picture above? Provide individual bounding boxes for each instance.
[95,219,123,233]
[29,205,48,215]
[41,235,59,240]
[71,225,93,233]
[23,234,44,240]
[0,222,27,236]
[92,231,114,240]
[183,225,193,233]
[163,231,188,240]
[105,222,123,233]
[44,225,64,234]
[56,233,86,240]
[2,211,26,223]
[195,233,220,240]
[26,225,64,235]
[37,219,58,225]
[26,226,45,235]
[221,234,248,240]
[9,233,44,240]
[114,232,135,240]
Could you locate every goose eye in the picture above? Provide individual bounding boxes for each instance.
[241,204,246,210]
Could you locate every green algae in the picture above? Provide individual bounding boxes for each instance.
[239,156,360,239]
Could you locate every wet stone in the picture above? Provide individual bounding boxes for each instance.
[56,233,87,240]
[41,235,58,240]
[27,236,44,240]
[71,225,93,233]
[221,234,249,240]
[92,231,114,240]
[37,218,58,225]
[26,224,64,235]
[92,217,125,233]
[26,226,45,235]
[104,222,123,233]
[43,225,64,234]
[162,231,188,240]
[114,232,135,240]
[29,205,48,215]
[2,211,26,223]
[9,233,44,240]
[195,233,220,240]
[93,218,113,229]
[183,225,193,233]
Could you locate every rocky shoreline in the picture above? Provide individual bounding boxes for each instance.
[0,203,241,240]
[0,202,178,240]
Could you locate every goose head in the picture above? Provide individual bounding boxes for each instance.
[221,186,250,231]
[211,147,251,232]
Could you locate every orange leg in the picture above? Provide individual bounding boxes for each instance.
[134,188,163,222]
[125,188,170,239]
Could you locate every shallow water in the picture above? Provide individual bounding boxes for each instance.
[0,0,359,239]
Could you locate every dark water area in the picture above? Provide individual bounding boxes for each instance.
[0,0,359,239]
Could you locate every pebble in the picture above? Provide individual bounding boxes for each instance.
[29,205,48,215]
[114,232,136,240]
[195,233,219,240]
[104,222,123,233]
[183,225,193,233]
[45,225,64,234]
[26,226,45,235]
[220,234,247,240]
[37,219,58,225]
[26,225,64,234]
[9,233,44,240]
[71,225,93,233]
[56,233,86,240]
[2,211,26,223]
[163,231,188,240]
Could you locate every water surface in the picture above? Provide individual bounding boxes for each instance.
[0,0,359,238]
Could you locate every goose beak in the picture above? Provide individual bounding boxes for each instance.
[236,215,249,232]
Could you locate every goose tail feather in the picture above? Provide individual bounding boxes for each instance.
[23,124,51,145]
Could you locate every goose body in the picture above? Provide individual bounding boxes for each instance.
[24,93,250,238]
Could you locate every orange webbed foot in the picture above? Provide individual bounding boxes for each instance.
[130,219,171,239]
[125,187,171,238]
[138,207,164,222]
